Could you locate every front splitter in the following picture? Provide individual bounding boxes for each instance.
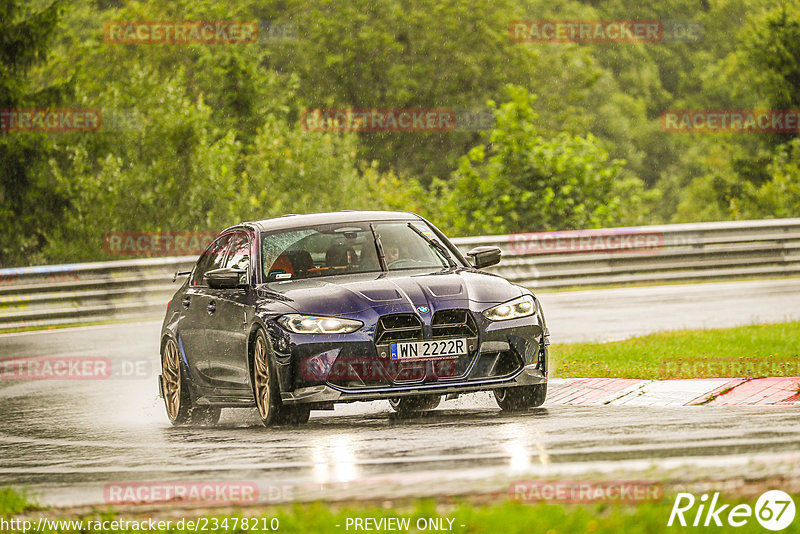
[281,364,546,404]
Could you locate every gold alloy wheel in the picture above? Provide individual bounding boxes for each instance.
[162,339,182,421]
[253,333,271,420]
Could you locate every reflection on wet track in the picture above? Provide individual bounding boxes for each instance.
[2,371,799,507]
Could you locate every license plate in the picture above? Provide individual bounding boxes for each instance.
[390,338,468,360]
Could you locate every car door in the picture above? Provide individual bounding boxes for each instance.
[178,234,231,383]
[203,231,254,388]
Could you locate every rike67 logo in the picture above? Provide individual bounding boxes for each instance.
[668,490,795,530]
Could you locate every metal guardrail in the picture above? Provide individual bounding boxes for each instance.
[1,218,799,331]
[464,218,800,289]
[0,257,197,331]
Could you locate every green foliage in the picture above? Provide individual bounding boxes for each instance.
[272,0,546,181]
[0,0,72,267]
[0,487,40,515]
[673,135,800,223]
[439,86,649,236]
[662,0,800,223]
[744,138,800,219]
[2,0,800,267]
[742,2,800,110]
[3,485,797,534]
[32,0,429,264]
[240,118,414,219]
[41,66,243,262]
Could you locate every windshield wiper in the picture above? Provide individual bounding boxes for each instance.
[370,223,388,271]
[407,223,457,268]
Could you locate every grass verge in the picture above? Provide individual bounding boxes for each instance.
[4,488,799,534]
[550,321,800,379]
[0,317,159,335]
[0,487,40,516]
[534,274,800,293]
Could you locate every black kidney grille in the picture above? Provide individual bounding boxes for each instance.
[431,309,477,338]
[375,314,423,345]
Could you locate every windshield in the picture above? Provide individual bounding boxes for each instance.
[261,221,457,281]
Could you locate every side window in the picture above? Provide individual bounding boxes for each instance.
[191,235,230,286]
[224,233,251,272]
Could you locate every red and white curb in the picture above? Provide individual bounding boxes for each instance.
[547,377,800,406]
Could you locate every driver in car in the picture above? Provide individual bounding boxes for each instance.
[385,243,401,265]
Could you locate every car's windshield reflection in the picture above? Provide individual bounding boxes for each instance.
[261,221,456,282]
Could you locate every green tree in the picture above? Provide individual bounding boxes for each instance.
[742,137,800,219]
[0,0,71,266]
[439,86,649,236]
[9,0,800,267]
[273,0,633,184]
[240,116,426,221]
[42,67,243,262]
[742,2,800,111]
[668,1,800,223]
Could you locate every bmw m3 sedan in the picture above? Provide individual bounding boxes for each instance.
[159,211,549,426]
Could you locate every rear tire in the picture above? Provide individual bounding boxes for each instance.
[494,383,547,412]
[388,395,441,414]
[161,338,221,426]
[252,329,310,426]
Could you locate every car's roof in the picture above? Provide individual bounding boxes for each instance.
[236,210,423,233]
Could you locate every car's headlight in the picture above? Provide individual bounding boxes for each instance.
[482,295,536,321]
[277,314,363,334]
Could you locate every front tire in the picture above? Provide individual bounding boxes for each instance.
[494,383,547,412]
[161,338,221,426]
[388,395,441,414]
[252,329,310,426]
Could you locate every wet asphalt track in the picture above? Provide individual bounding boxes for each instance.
[1,279,799,507]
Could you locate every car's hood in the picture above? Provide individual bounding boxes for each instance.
[257,269,525,316]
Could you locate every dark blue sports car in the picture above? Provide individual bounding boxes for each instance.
[159,211,549,426]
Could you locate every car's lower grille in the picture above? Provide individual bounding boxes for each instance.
[375,314,423,345]
[469,350,524,380]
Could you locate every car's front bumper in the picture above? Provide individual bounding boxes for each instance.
[280,361,546,404]
[268,302,549,405]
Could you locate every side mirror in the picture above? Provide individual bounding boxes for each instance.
[467,246,502,269]
[205,268,248,289]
